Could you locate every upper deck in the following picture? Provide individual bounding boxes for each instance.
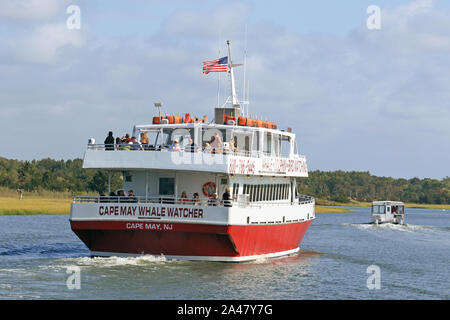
[84,122,308,177]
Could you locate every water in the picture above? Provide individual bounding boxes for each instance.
[0,207,449,300]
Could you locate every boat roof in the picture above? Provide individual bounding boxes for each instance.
[133,122,296,138]
[372,201,405,206]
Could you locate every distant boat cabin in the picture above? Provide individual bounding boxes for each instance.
[372,201,405,225]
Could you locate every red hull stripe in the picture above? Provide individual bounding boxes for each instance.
[70,220,312,259]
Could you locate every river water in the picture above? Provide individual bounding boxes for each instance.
[0,207,448,300]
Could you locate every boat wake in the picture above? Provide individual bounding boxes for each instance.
[344,223,435,233]
[59,254,171,268]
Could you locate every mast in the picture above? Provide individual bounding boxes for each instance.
[227,40,240,110]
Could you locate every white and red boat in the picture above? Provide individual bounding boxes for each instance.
[70,41,315,262]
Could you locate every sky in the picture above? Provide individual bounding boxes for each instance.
[0,0,449,179]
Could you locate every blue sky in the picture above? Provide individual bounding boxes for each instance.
[0,0,449,179]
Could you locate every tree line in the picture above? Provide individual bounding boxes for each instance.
[0,157,121,195]
[0,157,448,204]
[297,170,449,204]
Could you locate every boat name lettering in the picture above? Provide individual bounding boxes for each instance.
[261,158,307,174]
[228,158,256,174]
[98,205,203,219]
[125,222,173,231]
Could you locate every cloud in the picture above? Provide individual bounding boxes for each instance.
[0,0,449,178]
[0,0,66,22]
[10,22,85,64]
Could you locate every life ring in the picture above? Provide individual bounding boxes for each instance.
[203,182,216,197]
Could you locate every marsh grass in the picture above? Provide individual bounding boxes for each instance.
[0,188,96,215]
[315,206,355,213]
[0,197,71,215]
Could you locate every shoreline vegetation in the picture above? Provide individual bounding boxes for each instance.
[0,157,448,215]
[0,193,447,216]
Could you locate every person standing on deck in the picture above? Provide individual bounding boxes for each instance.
[104,131,115,150]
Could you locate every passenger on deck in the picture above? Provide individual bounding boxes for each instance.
[210,133,222,154]
[117,190,126,202]
[170,140,181,152]
[229,137,237,153]
[131,136,144,151]
[204,142,212,154]
[208,193,219,206]
[193,192,200,205]
[186,138,197,152]
[99,193,107,203]
[179,191,189,203]
[104,131,115,151]
[109,192,117,203]
[115,137,123,150]
[140,132,150,150]
[222,187,233,207]
[128,190,137,203]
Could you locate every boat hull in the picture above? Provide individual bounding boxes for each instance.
[70,220,312,262]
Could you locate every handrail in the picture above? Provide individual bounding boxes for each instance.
[72,194,314,207]
[87,143,306,160]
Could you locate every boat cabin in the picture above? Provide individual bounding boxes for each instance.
[372,201,405,225]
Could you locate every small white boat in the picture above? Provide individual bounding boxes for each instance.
[372,201,405,225]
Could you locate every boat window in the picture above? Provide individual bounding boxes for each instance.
[233,183,239,198]
[244,136,250,154]
[264,133,272,155]
[281,136,291,157]
[159,177,175,196]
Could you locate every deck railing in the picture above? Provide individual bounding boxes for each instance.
[72,194,314,208]
[87,143,305,160]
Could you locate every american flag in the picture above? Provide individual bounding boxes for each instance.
[202,56,228,74]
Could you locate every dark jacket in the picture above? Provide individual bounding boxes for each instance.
[104,134,115,150]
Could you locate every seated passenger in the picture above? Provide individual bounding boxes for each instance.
[208,193,219,206]
[99,193,107,203]
[229,137,237,153]
[128,189,137,203]
[109,191,117,203]
[185,138,197,153]
[115,137,123,150]
[140,132,150,150]
[179,191,189,203]
[193,192,200,205]
[170,140,181,152]
[117,190,126,202]
[204,142,212,154]
[131,136,144,150]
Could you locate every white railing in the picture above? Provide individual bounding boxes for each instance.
[72,194,314,207]
[87,143,304,160]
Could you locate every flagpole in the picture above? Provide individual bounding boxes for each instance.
[227,40,239,109]
[217,33,221,108]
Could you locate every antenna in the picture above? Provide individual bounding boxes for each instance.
[154,102,162,119]
[243,25,248,116]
